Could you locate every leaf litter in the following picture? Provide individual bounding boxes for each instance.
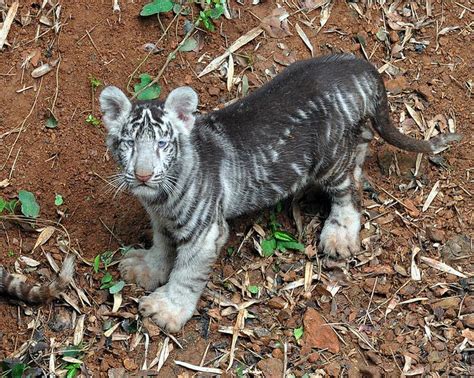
[0,0,473,376]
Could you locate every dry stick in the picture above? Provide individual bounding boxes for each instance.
[0,1,19,50]
[50,57,61,114]
[126,11,180,94]
[1,78,43,170]
[133,21,199,99]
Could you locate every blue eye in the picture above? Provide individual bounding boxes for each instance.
[157,140,168,149]
[125,140,134,147]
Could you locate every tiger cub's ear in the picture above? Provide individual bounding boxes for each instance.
[164,86,198,133]
[99,86,132,136]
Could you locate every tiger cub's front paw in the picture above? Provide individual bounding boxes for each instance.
[119,248,172,291]
[319,218,360,260]
[138,286,196,333]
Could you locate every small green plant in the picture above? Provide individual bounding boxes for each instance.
[93,251,125,295]
[293,326,304,341]
[226,246,235,256]
[260,212,304,257]
[89,75,102,90]
[0,198,17,214]
[7,250,15,257]
[133,73,161,101]
[65,363,81,378]
[0,360,29,378]
[247,285,260,295]
[18,190,40,218]
[85,114,101,126]
[198,0,225,32]
[54,194,64,206]
[140,0,174,16]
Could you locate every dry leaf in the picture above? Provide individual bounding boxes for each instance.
[33,226,56,251]
[300,0,329,11]
[261,8,292,38]
[175,360,223,374]
[420,256,467,278]
[411,247,421,281]
[19,256,41,267]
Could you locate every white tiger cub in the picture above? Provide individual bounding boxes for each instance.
[99,55,460,332]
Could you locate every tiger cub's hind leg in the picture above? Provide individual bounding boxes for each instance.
[319,131,371,259]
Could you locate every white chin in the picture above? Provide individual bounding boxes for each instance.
[131,185,160,199]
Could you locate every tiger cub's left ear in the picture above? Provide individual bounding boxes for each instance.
[164,87,198,132]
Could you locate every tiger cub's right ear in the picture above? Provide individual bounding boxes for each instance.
[99,86,132,136]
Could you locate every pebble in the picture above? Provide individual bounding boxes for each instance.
[384,76,409,94]
[461,314,474,329]
[208,87,220,96]
[268,296,286,310]
[389,30,400,43]
[302,308,340,353]
[272,348,283,360]
[426,227,445,242]
[257,358,283,377]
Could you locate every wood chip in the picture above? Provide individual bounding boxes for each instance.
[411,247,421,281]
[226,53,234,92]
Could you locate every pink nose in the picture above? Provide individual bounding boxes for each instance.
[135,173,152,182]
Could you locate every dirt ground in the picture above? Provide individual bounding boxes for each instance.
[0,0,473,377]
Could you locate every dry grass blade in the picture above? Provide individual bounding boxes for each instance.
[198,27,263,78]
[112,292,122,312]
[149,337,170,371]
[0,0,19,50]
[174,360,223,374]
[420,256,468,278]
[227,53,234,92]
[227,308,246,371]
[295,23,314,57]
[281,273,321,291]
[422,180,440,212]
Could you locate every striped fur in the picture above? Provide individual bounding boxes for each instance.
[0,255,75,303]
[100,54,460,332]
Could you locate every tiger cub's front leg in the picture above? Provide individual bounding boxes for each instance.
[139,216,229,333]
[119,225,176,291]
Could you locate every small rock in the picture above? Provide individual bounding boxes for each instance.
[432,297,461,310]
[366,350,382,365]
[443,328,457,340]
[208,87,220,96]
[441,235,471,262]
[416,84,434,102]
[302,308,340,353]
[389,30,400,43]
[108,368,127,378]
[272,348,283,360]
[308,352,320,363]
[254,327,270,338]
[384,76,409,94]
[257,358,283,378]
[426,227,445,242]
[268,296,286,310]
[123,358,138,371]
[363,277,392,295]
[48,308,72,332]
[461,314,474,329]
[277,309,291,323]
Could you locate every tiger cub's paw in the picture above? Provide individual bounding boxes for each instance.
[119,248,172,291]
[139,286,195,333]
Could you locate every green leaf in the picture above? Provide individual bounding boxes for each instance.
[247,285,259,294]
[46,115,58,129]
[11,363,28,378]
[5,200,17,214]
[100,272,113,289]
[93,255,100,273]
[179,37,198,52]
[62,345,82,358]
[140,0,173,16]
[54,194,64,206]
[277,240,305,252]
[109,280,125,294]
[274,230,297,242]
[133,73,161,101]
[18,190,40,218]
[0,198,5,213]
[293,326,303,340]
[209,4,224,19]
[261,238,277,257]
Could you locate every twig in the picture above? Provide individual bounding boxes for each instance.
[50,56,62,113]
[133,21,199,99]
